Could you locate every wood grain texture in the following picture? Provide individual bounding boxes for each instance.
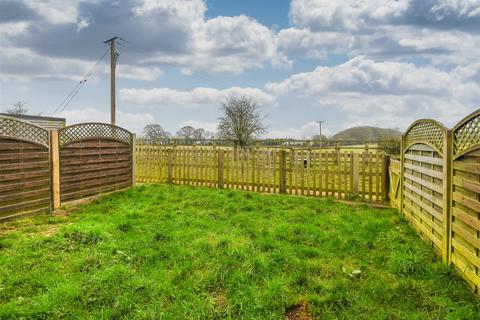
[402,144,444,254]
[0,139,50,221]
[451,150,480,294]
[59,138,132,203]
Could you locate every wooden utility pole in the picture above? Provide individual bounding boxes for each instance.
[104,36,118,125]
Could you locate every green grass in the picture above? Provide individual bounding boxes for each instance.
[0,185,478,319]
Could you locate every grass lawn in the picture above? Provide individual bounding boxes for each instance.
[0,185,478,319]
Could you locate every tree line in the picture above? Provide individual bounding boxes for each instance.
[141,95,401,154]
[142,96,266,147]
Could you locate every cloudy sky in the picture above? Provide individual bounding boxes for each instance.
[0,0,479,137]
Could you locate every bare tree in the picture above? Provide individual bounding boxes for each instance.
[176,126,196,143]
[193,128,215,142]
[5,101,28,115]
[217,96,267,147]
[142,124,170,144]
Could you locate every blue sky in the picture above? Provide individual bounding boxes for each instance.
[0,0,479,137]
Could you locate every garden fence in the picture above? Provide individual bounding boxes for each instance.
[0,117,51,220]
[0,116,135,221]
[389,109,480,296]
[136,146,389,203]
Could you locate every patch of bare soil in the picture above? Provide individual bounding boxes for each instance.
[53,196,96,216]
[0,220,61,237]
[37,224,60,237]
[213,291,227,310]
[284,301,314,320]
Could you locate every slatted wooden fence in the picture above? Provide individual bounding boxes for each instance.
[390,109,480,297]
[136,146,388,202]
[402,120,449,258]
[58,123,135,203]
[451,111,480,295]
[0,118,135,221]
[0,117,51,220]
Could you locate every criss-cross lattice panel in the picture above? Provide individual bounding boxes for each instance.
[404,120,445,154]
[0,116,49,147]
[59,123,132,147]
[453,110,480,157]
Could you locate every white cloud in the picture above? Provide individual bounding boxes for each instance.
[0,22,29,37]
[143,14,291,74]
[2,0,289,80]
[76,16,91,32]
[116,65,163,81]
[278,28,353,60]
[430,0,480,20]
[284,0,480,65]
[58,108,155,134]
[266,57,479,129]
[25,0,80,24]
[120,86,276,107]
[289,0,410,31]
[267,57,454,96]
[0,46,163,82]
[133,0,206,22]
[0,47,91,81]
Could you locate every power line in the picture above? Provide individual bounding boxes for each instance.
[52,47,110,115]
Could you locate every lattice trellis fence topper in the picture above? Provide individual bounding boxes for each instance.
[404,119,446,153]
[453,110,480,157]
[0,115,49,147]
[59,123,132,147]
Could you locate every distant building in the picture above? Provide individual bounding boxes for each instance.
[0,113,66,131]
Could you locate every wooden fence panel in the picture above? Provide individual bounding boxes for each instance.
[403,143,445,253]
[0,116,51,221]
[451,110,480,295]
[59,123,133,203]
[389,110,479,297]
[134,145,387,202]
[401,120,449,256]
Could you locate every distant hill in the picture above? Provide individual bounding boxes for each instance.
[330,126,401,144]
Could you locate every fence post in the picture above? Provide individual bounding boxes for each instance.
[167,148,173,183]
[279,150,286,194]
[335,144,340,167]
[352,153,359,196]
[382,154,390,202]
[50,130,61,210]
[218,149,224,189]
[442,130,453,264]
[399,135,405,217]
[131,133,136,187]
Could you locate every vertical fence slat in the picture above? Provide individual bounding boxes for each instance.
[319,152,323,197]
[369,152,373,201]
[279,150,287,194]
[382,154,390,202]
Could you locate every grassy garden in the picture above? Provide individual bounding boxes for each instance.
[0,184,478,319]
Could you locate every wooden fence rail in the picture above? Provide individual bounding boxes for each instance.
[136,146,389,203]
[390,109,480,297]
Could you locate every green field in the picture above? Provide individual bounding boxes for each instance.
[0,185,478,319]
